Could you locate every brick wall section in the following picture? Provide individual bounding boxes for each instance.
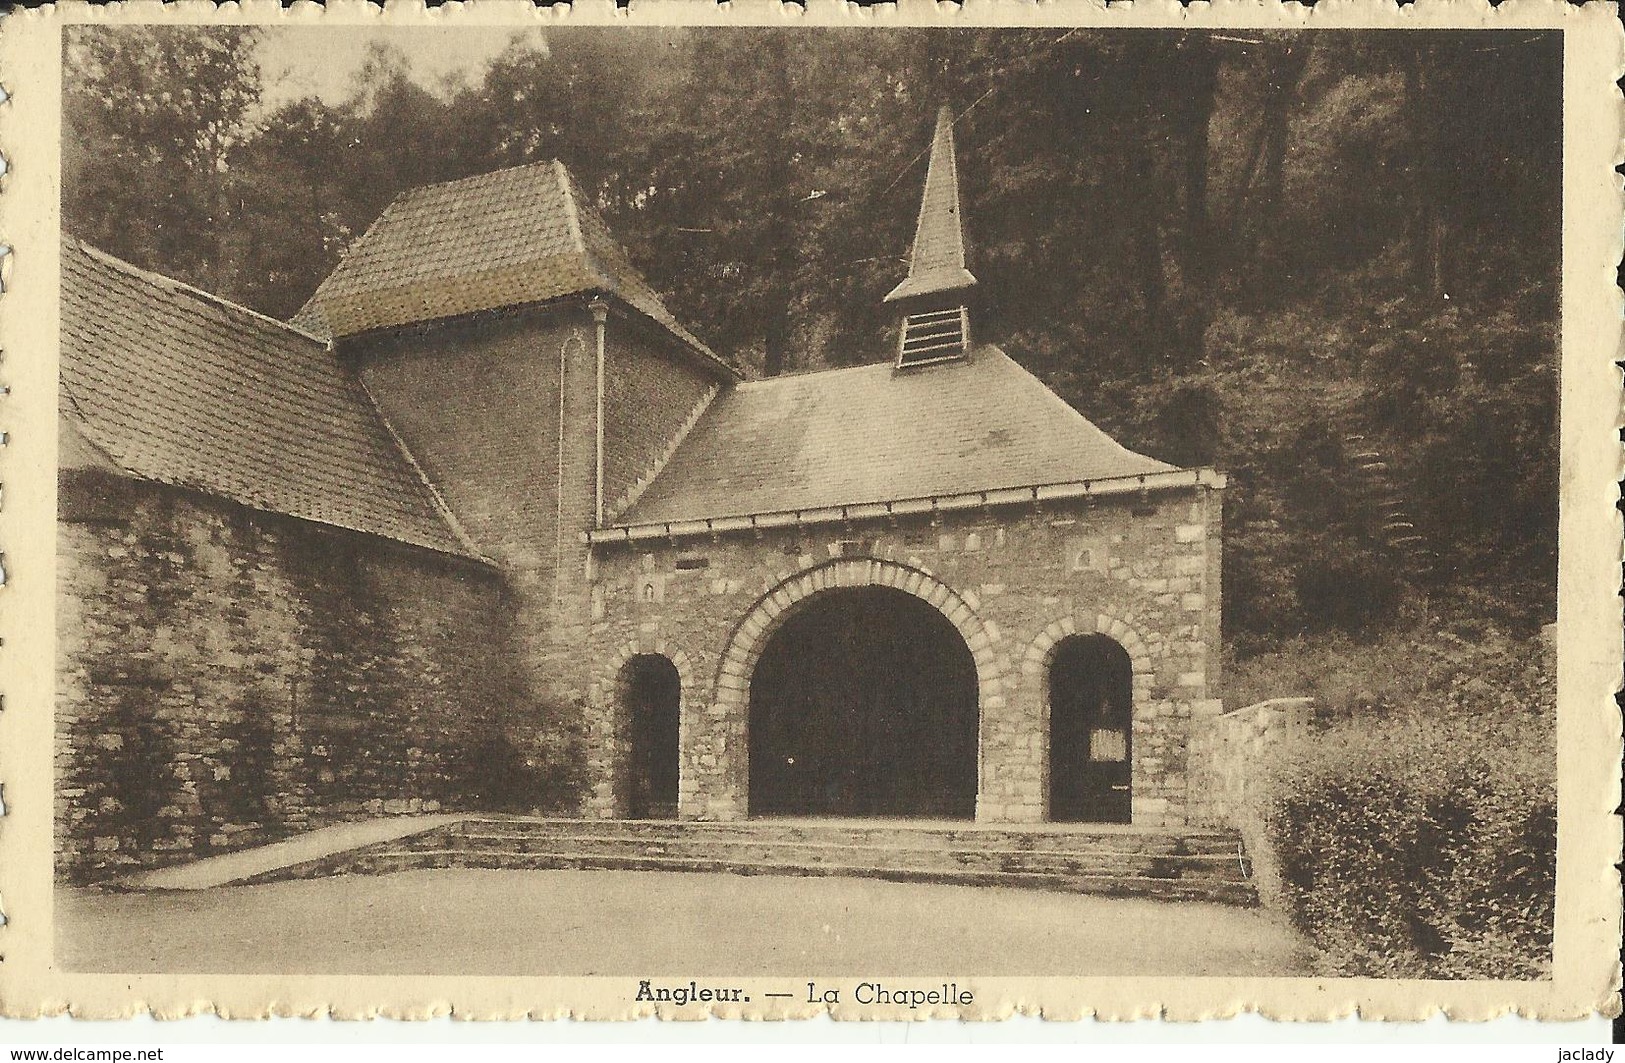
[54,471,537,882]
[351,303,729,809]
[349,308,586,579]
[601,318,719,515]
[348,306,603,772]
[585,487,1224,827]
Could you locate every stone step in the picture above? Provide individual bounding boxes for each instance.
[447,818,1242,856]
[332,848,1259,906]
[237,817,1258,906]
[431,832,1250,880]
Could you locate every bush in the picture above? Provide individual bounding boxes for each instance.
[1226,612,1551,723]
[1251,628,1555,979]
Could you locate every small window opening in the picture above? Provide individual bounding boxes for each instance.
[675,556,709,571]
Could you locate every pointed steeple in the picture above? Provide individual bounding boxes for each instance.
[885,106,977,304]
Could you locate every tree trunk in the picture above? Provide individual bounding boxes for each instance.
[1128,134,1171,380]
[1406,48,1448,298]
[1173,38,1223,369]
[1245,41,1312,306]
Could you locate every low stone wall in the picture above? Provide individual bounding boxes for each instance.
[1195,696,1314,908]
[55,470,552,883]
[1200,697,1314,824]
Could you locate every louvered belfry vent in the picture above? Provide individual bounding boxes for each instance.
[886,105,978,371]
[898,306,970,367]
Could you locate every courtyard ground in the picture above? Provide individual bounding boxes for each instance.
[58,868,1311,976]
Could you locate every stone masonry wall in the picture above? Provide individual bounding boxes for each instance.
[1193,697,1315,905]
[1197,697,1313,828]
[350,304,597,788]
[55,470,537,882]
[585,486,1224,827]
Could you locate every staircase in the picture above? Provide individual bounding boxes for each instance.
[241,817,1259,907]
[1341,431,1438,577]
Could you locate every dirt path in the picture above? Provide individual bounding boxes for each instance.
[58,868,1310,977]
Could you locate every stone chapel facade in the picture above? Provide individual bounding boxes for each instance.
[57,110,1225,877]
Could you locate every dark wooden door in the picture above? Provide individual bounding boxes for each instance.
[626,655,680,819]
[1048,635,1132,823]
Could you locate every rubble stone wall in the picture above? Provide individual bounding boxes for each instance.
[55,470,525,882]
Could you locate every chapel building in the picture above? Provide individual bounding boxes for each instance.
[56,109,1226,877]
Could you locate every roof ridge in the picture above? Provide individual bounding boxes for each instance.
[68,237,331,346]
[607,381,721,521]
[553,159,590,257]
[555,161,619,294]
[735,347,995,387]
[290,191,419,334]
[395,157,563,199]
[561,174,738,379]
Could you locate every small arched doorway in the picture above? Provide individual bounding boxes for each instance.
[748,586,978,819]
[1048,633,1133,823]
[620,654,681,819]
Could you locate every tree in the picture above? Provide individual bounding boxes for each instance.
[62,26,1562,643]
[64,26,263,295]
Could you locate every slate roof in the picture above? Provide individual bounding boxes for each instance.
[614,346,1177,526]
[885,106,977,304]
[61,238,482,560]
[292,160,732,375]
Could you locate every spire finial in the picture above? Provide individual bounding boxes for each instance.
[885,105,977,304]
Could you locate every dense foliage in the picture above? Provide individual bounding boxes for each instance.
[62,26,1560,650]
[1248,627,1555,978]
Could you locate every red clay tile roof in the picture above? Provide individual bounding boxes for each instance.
[292,160,732,376]
[885,106,977,303]
[614,346,1177,526]
[61,238,482,560]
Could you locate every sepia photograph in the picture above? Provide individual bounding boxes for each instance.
[0,5,1616,1024]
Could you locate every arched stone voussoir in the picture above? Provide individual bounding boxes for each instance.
[1021,610,1154,677]
[710,557,1000,711]
[597,635,698,709]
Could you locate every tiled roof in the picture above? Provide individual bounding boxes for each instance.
[885,106,977,303]
[615,346,1177,526]
[61,238,482,560]
[292,160,731,375]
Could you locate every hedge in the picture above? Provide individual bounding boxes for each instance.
[1252,627,1555,979]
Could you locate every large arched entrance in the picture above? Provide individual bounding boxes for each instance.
[620,654,681,819]
[748,586,978,819]
[1048,633,1133,823]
